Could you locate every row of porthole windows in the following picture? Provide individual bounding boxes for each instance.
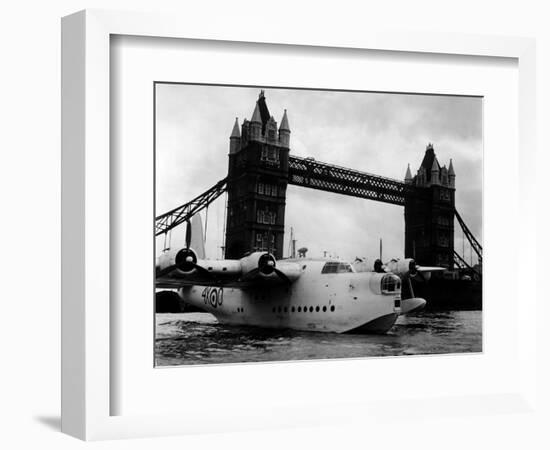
[272,305,336,314]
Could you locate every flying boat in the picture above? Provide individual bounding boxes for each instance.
[156,218,441,334]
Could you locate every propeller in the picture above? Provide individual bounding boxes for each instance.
[273,268,291,284]
[173,219,213,279]
[258,253,276,275]
[374,259,385,273]
[241,253,291,284]
[407,259,417,277]
[185,218,192,249]
[175,247,198,273]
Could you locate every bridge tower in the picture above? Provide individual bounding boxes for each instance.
[224,91,290,259]
[404,144,456,268]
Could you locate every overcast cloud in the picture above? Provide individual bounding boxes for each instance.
[156,84,482,263]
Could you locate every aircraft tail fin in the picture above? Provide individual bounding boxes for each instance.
[190,214,206,259]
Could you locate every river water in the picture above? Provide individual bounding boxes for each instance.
[155,310,482,366]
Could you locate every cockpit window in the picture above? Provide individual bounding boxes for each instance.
[321,262,353,274]
[381,274,401,293]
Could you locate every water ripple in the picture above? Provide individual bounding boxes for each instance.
[155,310,482,366]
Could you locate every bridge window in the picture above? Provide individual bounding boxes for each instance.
[254,232,276,253]
[257,209,276,225]
[437,215,451,226]
[261,147,280,163]
[257,182,278,197]
[321,262,353,274]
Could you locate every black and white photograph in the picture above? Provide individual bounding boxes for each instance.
[154,84,483,366]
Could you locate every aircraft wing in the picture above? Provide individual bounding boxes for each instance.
[156,250,303,289]
[416,266,445,272]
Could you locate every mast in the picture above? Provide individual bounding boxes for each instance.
[288,227,297,259]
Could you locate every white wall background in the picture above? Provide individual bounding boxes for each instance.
[0,1,548,449]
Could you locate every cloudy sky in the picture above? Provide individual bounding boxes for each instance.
[155,84,482,263]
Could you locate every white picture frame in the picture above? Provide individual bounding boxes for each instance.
[61,9,537,441]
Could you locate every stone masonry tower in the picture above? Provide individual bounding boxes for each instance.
[404,143,456,268]
[224,91,290,259]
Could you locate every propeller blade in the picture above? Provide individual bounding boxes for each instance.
[185,219,192,249]
[274,268,291,284]
[241,268,260,281]
[156,264,178,278]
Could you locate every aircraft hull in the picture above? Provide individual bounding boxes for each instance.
[180,272,401,334]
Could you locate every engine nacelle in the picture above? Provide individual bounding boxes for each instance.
[384,258,417,277]
[240,251,276,276]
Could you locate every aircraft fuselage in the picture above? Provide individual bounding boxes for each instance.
[180,259,402,334]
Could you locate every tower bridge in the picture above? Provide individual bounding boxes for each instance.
[156,91,481,269]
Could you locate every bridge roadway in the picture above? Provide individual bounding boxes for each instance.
[287,155,406,206]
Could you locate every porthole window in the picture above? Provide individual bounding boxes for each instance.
[322,306,327,312]
[278,306,282,313]
[330,305,335,312]
[297,306,302,312]
[284,306,288,313]
[309,306,314,313]
[315,306,320,312]
[291,306,295,313]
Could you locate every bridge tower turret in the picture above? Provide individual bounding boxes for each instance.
[279,109,290,148]
[404,143,455,268]
[224,91,290,259]
[229,117,241,154]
